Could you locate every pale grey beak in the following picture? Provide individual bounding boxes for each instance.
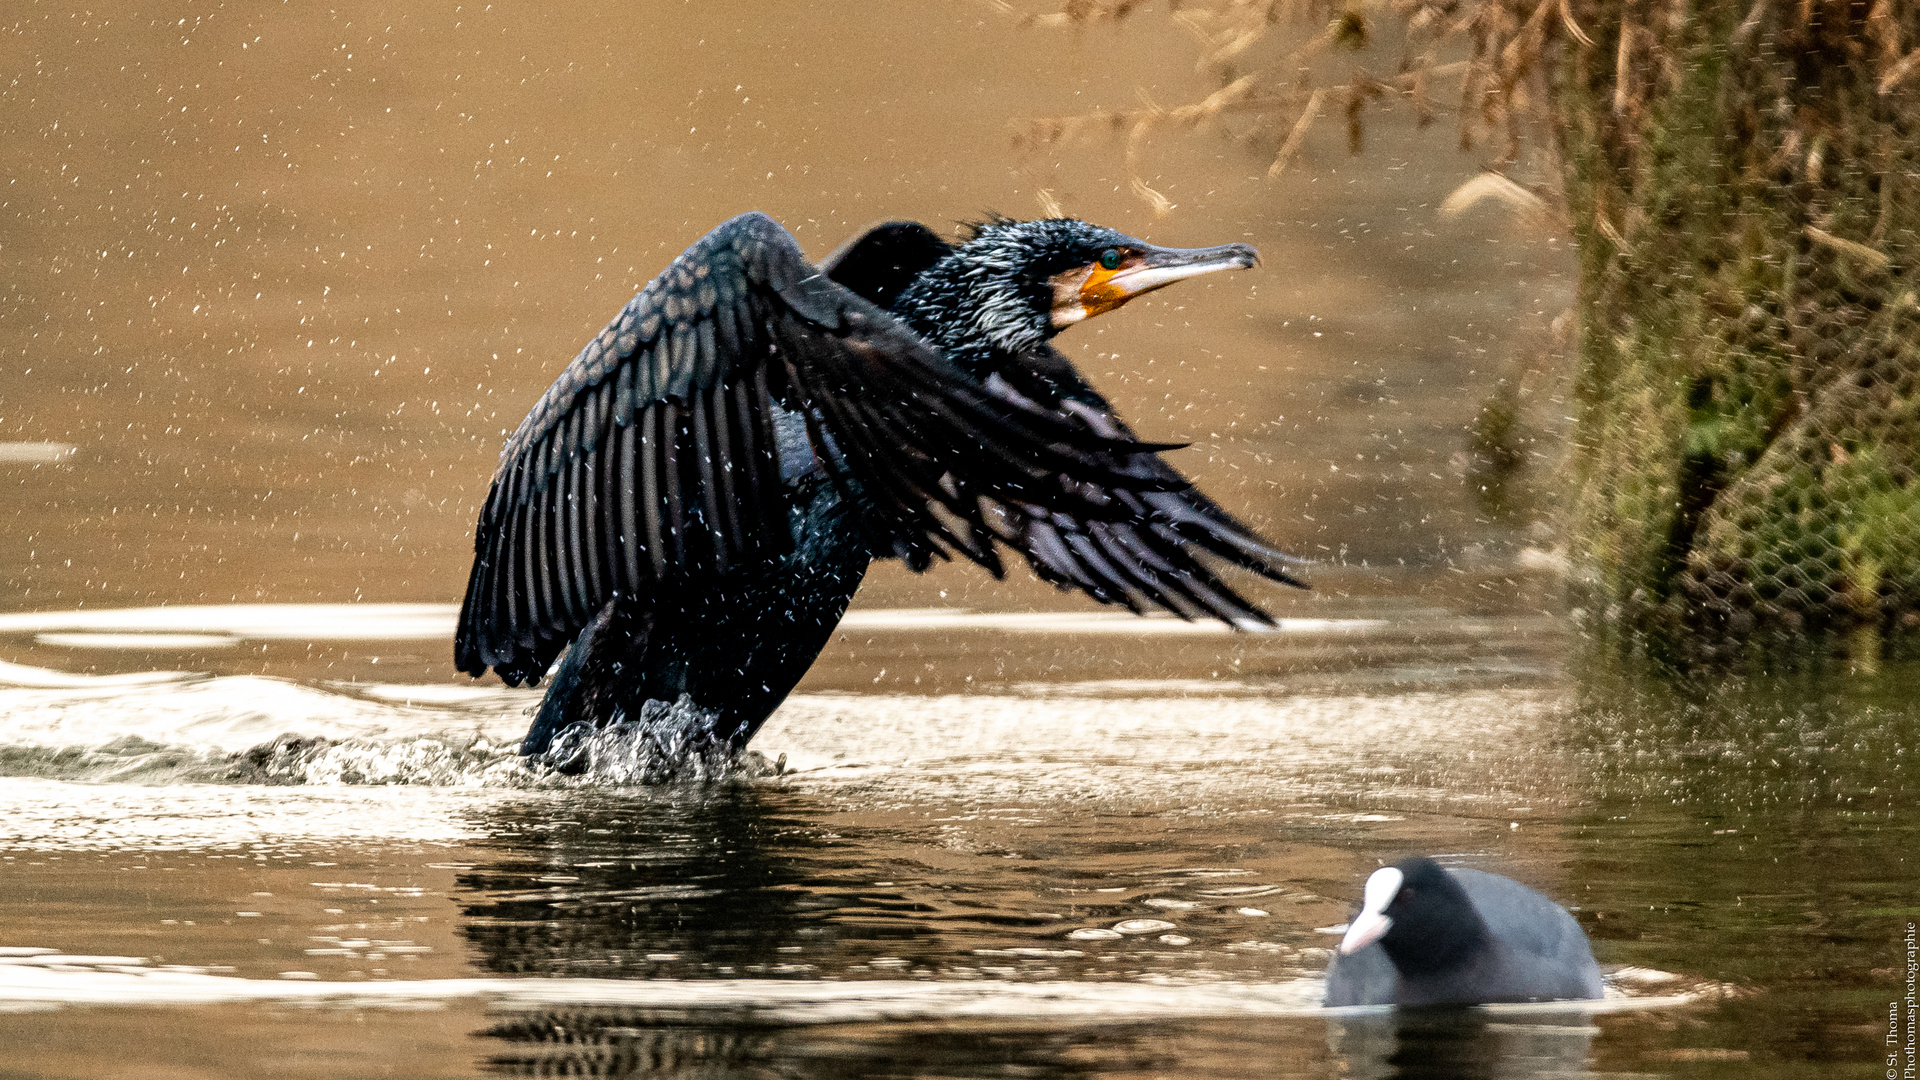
[1337,865,1405,955]
[1109,242,1260,297]
[1338,911,1393,955]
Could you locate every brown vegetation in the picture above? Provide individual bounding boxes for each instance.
[996,0,1920,658]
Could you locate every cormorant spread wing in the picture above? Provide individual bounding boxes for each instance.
[814,220,954,309]
[970,343,1306,624]
[821,220,1304,625]
[455,212,1180,688]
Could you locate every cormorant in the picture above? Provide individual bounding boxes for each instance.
[455,211,1304,774]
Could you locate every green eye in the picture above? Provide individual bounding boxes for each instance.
[1098,248,1122,271]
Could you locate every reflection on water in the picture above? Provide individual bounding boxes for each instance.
[1326,1012,1596,1080]
[478,1014,1209,1079]
[1559,665,1920,1076]
[472,1002,1626,1079]
[454,787,1344,987]
[482,1018,785,1080]
[476,1012,1596,1080]
[460,791,839,979]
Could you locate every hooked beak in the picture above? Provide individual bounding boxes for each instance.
[1051,241,1260,328]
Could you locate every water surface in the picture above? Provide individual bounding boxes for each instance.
[0,602,1908,1077]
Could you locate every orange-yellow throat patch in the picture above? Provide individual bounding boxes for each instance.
[1049,260,1139,328]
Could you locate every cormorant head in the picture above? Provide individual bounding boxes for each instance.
[897,217,1259,362]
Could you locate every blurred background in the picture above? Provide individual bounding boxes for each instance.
[0,0,1570,620]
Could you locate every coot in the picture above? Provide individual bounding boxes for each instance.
[1324,857,1604,1006]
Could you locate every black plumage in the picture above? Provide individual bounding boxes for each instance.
[1324,857,1606,1007]
[456,211,1305,772]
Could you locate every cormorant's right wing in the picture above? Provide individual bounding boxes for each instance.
[456,212,1171,687]
[815,220,953,309]
[967,342,1309,626]
[818,221,1308,626]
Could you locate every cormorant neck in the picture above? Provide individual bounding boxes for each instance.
[887,249,1051,376]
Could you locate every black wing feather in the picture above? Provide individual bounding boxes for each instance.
[814,220,953,309]
[972,343,1308,627]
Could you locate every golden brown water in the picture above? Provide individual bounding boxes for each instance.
[1,0,1570,615]
[1,4,1907,1080]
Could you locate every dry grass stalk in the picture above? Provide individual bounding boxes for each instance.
[1879,46,1920,93]
[1268,87,1328,177]
[1804,225,1893,269]
[995,0,1570,214]
[974,0,1154,28]
[1558,0,1594,46]
[1440,171,1552,221]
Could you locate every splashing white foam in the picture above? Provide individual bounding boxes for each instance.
[540,695,775,784]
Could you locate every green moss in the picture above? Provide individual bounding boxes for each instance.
[1555,1,1920,658]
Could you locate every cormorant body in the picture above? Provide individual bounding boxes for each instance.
[1324,857,1605,1007]
[455,212,1304,773]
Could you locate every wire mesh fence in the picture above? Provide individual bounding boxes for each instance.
[993,0,1920,658]
[1566,0,1920,659]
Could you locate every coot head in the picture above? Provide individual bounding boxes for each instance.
[1340,857,1487,971]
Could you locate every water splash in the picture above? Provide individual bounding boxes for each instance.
[223,705,781,788]
[539,695,780,784]
[224,731,533,786]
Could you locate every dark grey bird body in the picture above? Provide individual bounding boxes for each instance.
[1325,859,1605,1007]
[456,212,1303,771]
